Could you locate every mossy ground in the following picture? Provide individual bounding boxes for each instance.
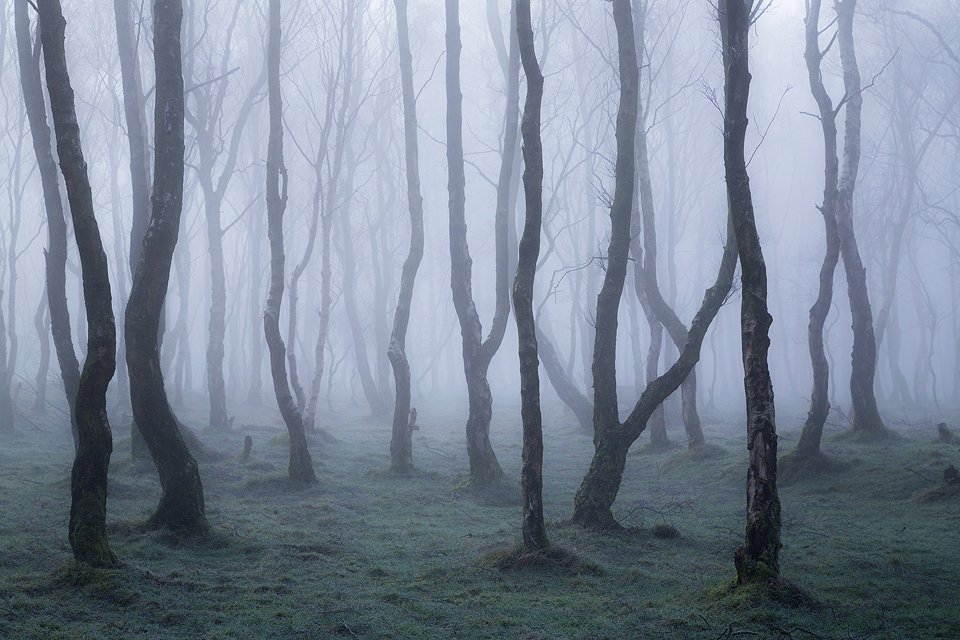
[1,395,958,639]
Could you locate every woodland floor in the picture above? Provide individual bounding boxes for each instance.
[1,393,958,639]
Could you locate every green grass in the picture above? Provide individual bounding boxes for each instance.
[1,396,958,639]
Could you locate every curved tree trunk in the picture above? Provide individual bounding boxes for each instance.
[794,0,841,461]
[388,0,425,473]
[38,0,119,565]
[535,324,592,433]
[572,0,738,529]
[632,2,701,450]
[126,0,209,535]
[264,0,316,483]
[834,0,886,439]
[719,0,782,585]
[445,0,508,485]
[515,0,547,551]
[15,0,80,446]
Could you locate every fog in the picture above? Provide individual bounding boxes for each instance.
[1,0,957,438]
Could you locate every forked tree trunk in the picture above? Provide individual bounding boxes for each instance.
[445,0,508,485]
[388,0,425,473]
[515,0,547,551]
[126,0,209,535]
[264,0,316,483]
[834,0,886,439]
[38,0,119,565]
[794,0,841,461]
[15,0,80,445]
[572,0,735,530]
[719,0,782,584]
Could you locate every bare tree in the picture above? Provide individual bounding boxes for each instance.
[264,0,316,483]
[387,0,425,473]
[515,0,547,551]
[718,0,782,584]
[125,0,209,534]
[571,0,737,530]
[38,0,119,565]
[445,0,510,485]
[15,0,80,446]
[834,0,886,439]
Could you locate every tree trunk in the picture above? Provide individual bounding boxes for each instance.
[719,0,782,584]
[536,324,592,433]
[515,0,547,552]
[125,0,209,535]
[834,0,886,439]
[38,0,119,565]
[15,0,80,444]
[794,0,841,461]
[264,0,316,484]
[445,0,505,485]
[388,0,426,473]
[632,1,702,451]
[33,295,50,412]
[572,0,737,530]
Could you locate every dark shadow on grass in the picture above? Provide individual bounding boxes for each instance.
[480,544,603,576]
[452,479,522,508]
[778,449,846,485]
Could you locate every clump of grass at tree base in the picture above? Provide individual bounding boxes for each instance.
[1,398,958,639]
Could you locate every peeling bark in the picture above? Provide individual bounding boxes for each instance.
[718,0,782,584]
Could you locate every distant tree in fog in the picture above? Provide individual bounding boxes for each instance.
[388,0,425,473]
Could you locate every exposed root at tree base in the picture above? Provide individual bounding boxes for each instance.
[480,544,603,575]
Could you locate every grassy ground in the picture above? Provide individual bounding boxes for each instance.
[1,395,958,639]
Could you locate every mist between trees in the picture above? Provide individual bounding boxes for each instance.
[0,0,958,601]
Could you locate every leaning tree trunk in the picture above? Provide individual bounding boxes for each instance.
[445,0,508,485]
[719,0,782,585]
[794,0,841,462]
[37,0,119,565]
[834,0,886,439]
[264,0,316,483]
[125,0,209,535]
[572,0,735,530]
[515,0,547,551]
[388,0,426,473]
[535,325,593,433]
[15,0,80,447]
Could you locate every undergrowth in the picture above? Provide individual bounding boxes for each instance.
[1,396,958,639]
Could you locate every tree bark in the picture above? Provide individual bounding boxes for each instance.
[388,0,426,473]
[794,0,841,461]
[15,0,80,445]
[834,0,886,439]
[445,0,505,484]
[515,0,547,552]
[38,0,119,565]
[125,0,209,535]
[264,0,316,483]
[719,0,782,584]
